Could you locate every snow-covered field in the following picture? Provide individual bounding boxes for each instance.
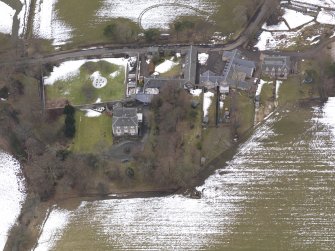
[33,0,73,45]
[0,1,15,34]
[0,0,31,36]
[32,98,335,250]
[317,10,335,25]
[97,0,215,30]
[0,152,26,250]
[262,7,314,31]
[32,0,215,45]
[283,9,314,29]
[44,57,128,85]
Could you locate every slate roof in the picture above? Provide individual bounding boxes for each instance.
[262,55,291,70]
[112,108,138,127]
[144,78,182,89]
[184,45,197,85]
[135,93,155,103]
[200,70,225,86]
[221,49,256,90]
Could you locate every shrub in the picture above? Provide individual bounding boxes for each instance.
[0,86,9,99]
[144,29,160,42]
[126,167,135,177]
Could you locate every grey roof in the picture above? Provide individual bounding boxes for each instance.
[234,65,254,78]
[136,93,154,103]
[262,55,290,69]
[184,45,197,85]
[112,107,138,127]
[221,49,255,90]
[144,78,182,89]
[233,59,256,77]
[200,70,225,86]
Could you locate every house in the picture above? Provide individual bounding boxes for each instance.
[262,55,291,79]
[199,50,256,92]
[112,107,139,137]
[199,70,226,89]
[221,49,256,91]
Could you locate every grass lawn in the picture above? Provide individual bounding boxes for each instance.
[260,82,274,104]
[202,127,232,161]
[46,61,125,106]
[71,111,113,153]
[236,91,254,135]
[278,76,315,106]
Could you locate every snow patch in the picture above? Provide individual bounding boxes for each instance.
[275,80,282,99]
[155,59,178,74]
[203,91,214,117]
[81,109,102,117]
[97,0,214,30]
[283,9,314,29]
[0,2,15,34]
[34,207,71,251]
[110,71,120,78]
[198,53,209,65]
[0,152,26,251]
[44,58,128,85]
[18,0,31,36]
[190,89,202,96]
[317,10,335,25]
[255,30,298,51]
[91,71,107,89]
[256,79,266,97]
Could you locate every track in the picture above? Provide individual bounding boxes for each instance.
[137,3,208,29]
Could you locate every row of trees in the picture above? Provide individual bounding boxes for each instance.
[64,104,76,138]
